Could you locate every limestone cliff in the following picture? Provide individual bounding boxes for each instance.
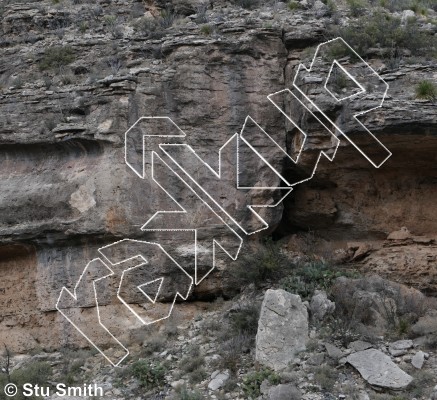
[0,0,436,353]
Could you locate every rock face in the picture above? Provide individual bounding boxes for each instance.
[256,289,308,371]
[346,349,413,389]
[0,0,436,355]
[267,384,301,400]
[309,290,335,321]
[207,370,229,391]
[388,340,413,357]
[411,351,425,369]
[0,0,291,351]
[339,230,437,294]
[358,238,437,294]
[324,343,344,360]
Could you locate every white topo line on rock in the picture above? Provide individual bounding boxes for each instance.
[57,37,391,367]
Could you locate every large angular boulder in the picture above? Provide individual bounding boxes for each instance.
[256,289,308,371]
[346,349,413,389]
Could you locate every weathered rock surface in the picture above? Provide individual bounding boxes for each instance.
[388,339,413,357]
[411,351,425,369]
[267,383,301,400]
[0,0,293,351]
[358,236,437,294]
[0,0,436,358]
[256,289,308,371]
[309,290,335,321]
[349,340,373,353]
[324,343,345,360]
[346,349,413,389]
[412,309,437,335]
[332,276,437,336]
[208,370,229,391]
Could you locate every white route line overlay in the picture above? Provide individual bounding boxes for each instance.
[142,151,243,285]
[98,239,194,326]
[57,36,391,367]
[56,258,129,367]
[293,37,391,168]
[56,240,194,367]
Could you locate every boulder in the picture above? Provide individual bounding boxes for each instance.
[401,9,416,22]
[256,289,308,371]
[389,339,413,350]
[324,343,344,360]
[412,310,437,335]
[389,339,413,356]
[312,0,329,17]
[346,349,413,389]
[349,340,372,352]
[267,383,301,400]
[309,290,335,321]
[208,370,229,391]
[411,351,425,369]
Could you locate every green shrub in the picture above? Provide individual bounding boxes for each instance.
[179,354,205,375]
[415,80,437,100]
[346,0,368,16]
[231,238,293,287]
[326,0,337,14]
[410,1,428,15]
[397,318,411,336]
[39,46,74,71]
[0,361,52,400]
[175,385,203,400]
[200,24,212,35]
[79,21,88,33]
[408,369,434,398]
[279,260,356,299]
[329,11,437,58]
[218,334,252,373]
[229,303,260,336]
[379,0,437,12]
[159,8,176,29]
[131,360,166,390]
[288,1,302,10]
[233,0,259,10]
[141,332,166,356]
[187,367,207,384]
[314,365,337,392]
[242,368,281,398]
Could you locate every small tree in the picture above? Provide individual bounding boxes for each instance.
[2,344,11,383]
